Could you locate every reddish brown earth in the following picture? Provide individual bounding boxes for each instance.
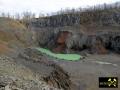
[0,42,11,54]
[57,31,70,44]
[53,31,71,53]
[53,44,66,53]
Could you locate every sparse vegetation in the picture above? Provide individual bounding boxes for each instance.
[28,2,120,28]
[0,2,120,90]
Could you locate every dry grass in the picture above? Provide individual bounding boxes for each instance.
[0,17,33,54]
[0,31,15,42]
[0,17,26,31]
[0,40,12,54]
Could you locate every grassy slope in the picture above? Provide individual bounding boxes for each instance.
[0,17,32,54]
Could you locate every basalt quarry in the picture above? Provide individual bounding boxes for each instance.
[29,6,120,54]
[0,2,120,90]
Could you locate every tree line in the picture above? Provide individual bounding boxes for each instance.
[0,2,120,20]
[0,2,120,28]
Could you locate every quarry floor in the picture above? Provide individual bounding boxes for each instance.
[52,53,120,90]
[2,47,120,90]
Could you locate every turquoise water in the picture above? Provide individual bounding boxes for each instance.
[36,47,82,61]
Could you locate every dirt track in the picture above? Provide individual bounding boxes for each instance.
[52,54,120,90]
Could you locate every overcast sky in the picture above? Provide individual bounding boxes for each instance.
[0,0,120,16]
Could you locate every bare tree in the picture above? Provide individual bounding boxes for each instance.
[39,13,45,18]
[22,11,32,20]
[15,13,21,20]
[6,12,10,18]
[1,12,5,17]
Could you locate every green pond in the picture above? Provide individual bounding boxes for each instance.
[36,47,82,61]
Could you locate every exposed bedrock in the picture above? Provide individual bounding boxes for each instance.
[28,6,120,54]
[66,31,120,54]
[36,29,120,54]
[29,11,120,28]
[35,28,59,49]
[29,14,81,28]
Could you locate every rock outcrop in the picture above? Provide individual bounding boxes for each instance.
[53,31,71,53]
[28,3,120,54]
[29,14,81,28]
[35,28,120,54]
[29,7,120,28]
[66,31,120,54]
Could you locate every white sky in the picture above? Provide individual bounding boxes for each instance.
[0,0,120,16]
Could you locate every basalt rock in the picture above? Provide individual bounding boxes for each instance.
[29,7,120,28]
[65,31,120,54]
[29,14,81,28]
[36,28,120,54]
[36,28,59,49]
[97,31,120,53]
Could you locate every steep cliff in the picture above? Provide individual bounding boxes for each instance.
[29,6,120,28]
[29,3,120,54]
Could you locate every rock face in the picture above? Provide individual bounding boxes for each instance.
[53,31,71,53]
[29,5,120,54]
[99,32,120,53]
[34,26,120,54]
[29,14,81,28]
[66,31,120,54]
[35,28,59,49]
[29,7,120,28]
